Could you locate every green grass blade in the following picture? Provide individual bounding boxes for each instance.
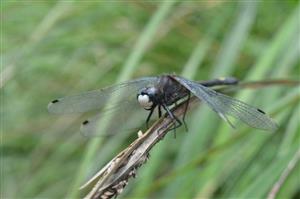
[66,1,177,198]
[162,2,259,197]
[211,0,258,77]
[131,4,234,198]
[240,147,299,198]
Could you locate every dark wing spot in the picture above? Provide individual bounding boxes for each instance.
[51,99,59,103]
[257,108,266,114]
[82,120,89,125]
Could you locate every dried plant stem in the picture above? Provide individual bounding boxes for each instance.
[81,97,198,199]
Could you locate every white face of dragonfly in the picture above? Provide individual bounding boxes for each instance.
[137,94,153,110]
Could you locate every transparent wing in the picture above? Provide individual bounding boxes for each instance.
[80,100,159,137]
[48,77,158,114]
[173,76,278,131]
[48,77,159,136]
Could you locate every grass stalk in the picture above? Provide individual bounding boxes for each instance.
[66,1,177,198]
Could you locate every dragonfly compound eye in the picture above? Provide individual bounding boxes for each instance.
[137,94,153,109]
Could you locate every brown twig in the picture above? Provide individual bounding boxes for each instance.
[80,97,198,199]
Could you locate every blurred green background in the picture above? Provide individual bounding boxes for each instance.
[2,0,300,199]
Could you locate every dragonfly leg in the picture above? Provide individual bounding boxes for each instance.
[182,93,190,132]
[158,105,162,118]
[146,105,156,128]
[162,103,182,138]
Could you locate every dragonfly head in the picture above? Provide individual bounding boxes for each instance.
[137,87,158,110]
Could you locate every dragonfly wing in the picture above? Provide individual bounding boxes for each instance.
[48,77,158,114]
[173,76,278,131]
[80,100,155,137]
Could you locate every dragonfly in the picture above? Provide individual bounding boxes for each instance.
[48,74,278,136]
